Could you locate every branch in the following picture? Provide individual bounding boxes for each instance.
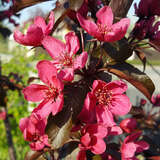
[109,0,134,18]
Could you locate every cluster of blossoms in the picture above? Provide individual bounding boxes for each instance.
[14,4,149,160]
[131,0,160,43]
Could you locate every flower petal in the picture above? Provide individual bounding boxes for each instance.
[74,51,88,70]
[65,32,80,56]
[135,141,149,153]
[37,60,57,85]
[45,11,55,35]
[106,80,128,95]
[58,68,74,81]
[121,142,136,158]
[51,94,64,116]
[77,150,87,160]
[34,16,47,34]
[106,18,130,42]
[33,99,54,119]
[78,92,97,123]
[14,24,43,46]
[42,36,65,59]
[110,94,132,116]
[96,6,113,27]
[23,84,48,102]
[77,13,99,38]
[96,105,116,126]
[91,137,106,154]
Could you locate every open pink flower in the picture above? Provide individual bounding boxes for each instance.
[77,6,130,42]
[78,80,132,126]
[42,32,88,81]
[121,132,149,160]
[120,118,137,133]
[23,60,64,118]
[14,11,54,46]
[77,124,107,160]
[19,113,50,150]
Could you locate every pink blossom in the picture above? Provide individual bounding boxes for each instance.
[14,11,54,46]
[0,111,6,120]
[140,98,147,106]
[42,32,88,81]
[78,80,132,126]
[121,132,149,160]
[151,94,160,106]
[77,6,130,42]
[23,60,64,118]
[19,113,50,150]
[77,124,107,160]
[120,118,137,133]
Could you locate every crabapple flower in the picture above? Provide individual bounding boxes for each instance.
[151,94,160,106]
[19,113,50,150]
[77,6,130,42]
[42,32,88,81]
[77,124,107,160]
[23,60,64,118]
[78,80,132,126]
[14,11,54,46]
[120,118,137,133]
[121,132,149,160]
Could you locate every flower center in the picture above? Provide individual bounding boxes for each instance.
[45,86,59,101]
[95,87,112,105]
[63,55,73,66]
[97,23,112,35]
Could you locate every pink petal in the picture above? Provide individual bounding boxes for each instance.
[34,16,47,34]
[37,60,57,85]
[40,135,50,147]
[120,118,137,133]
[110,94,132,116]
[51,76,64,91]
[58,68,74,81]
[108,125,123,136]
[96,105,116,126]
[96,6,113,27]
[42,36,65,59]
[51,94,64,116]
[19,117,29,133]
[121,142,136,158]
[91,137,106,154]
[124,132,142,144]
[30,141,45,151]
[87,124,107,138]
[77,150,87,160]
[74,52,88,70]
[106,80,128,95]
[65,32,80,56]
[23,84,48,102]
[14,25,43,46]
[78,92,96,123]
[33,99,54,119]
[135,141,149,153]
[77,13,100,39]
[81,133,91,147]
[106,18,130,42]
[45,11,54,35]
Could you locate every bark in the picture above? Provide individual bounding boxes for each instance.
[109,0,134,18]
[3,107,17,160]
